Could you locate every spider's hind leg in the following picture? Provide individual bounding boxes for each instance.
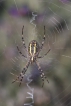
[36,61,49,87]
[12,61,30,86]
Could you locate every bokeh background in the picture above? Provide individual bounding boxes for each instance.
[0,0,71,106]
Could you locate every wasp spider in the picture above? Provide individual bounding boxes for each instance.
[12,26,51,87]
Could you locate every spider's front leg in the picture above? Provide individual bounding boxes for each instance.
[40,26,46,51]
[39,26,51,58]
[36,61,49,87]
[12,60,30,86]
[22,26,27,51]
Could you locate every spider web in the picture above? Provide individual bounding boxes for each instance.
[0,0,71,106]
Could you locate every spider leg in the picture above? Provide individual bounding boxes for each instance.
[36,61,49,87]
[12,60,30,86]
[17,45,27,59]
[10,72,23,83]
[38,48,51,58]
[40,26,46,51]
[36,61,44,87]
[22,26,27,50]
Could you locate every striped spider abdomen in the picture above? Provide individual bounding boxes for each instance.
[28,40,39,62]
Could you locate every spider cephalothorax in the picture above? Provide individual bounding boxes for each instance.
[12,26,51,87]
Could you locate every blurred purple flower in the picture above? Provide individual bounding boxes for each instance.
[9,5,32,17]
[9,6,18,16]
[60,0,69,3]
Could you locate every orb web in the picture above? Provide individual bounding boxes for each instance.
[0,0,71,106]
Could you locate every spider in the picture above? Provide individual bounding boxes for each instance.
[12,26,51,87]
